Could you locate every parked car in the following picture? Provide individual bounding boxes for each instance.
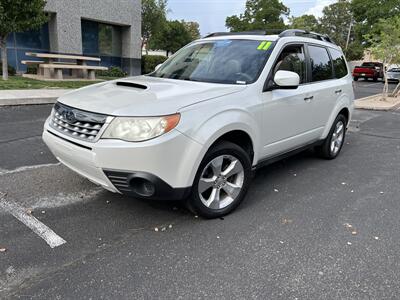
[387,68,400,83]
[43,30,354,218]
[352,62,384,82]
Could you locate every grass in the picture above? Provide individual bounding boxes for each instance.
[0,76,115,90]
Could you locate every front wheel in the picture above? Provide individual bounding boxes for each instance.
[353,77,358,81]
[315,114,347,160]
[187,141,252,218]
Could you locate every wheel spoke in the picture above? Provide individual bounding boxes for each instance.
[206,188,220,209]
[210,156,224,176]
[222,182,241,199]
[221,159,243,178]
[336,123,344,135]
[198,177,215,193]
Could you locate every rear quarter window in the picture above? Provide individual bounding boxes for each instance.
[329,48,348,79]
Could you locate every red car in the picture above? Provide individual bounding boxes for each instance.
[353,62,384,82]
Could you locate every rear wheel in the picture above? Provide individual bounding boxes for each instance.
[315,114,347,160]
[353,77,358,81]
[187,141,252,218]
[373,76,378,82]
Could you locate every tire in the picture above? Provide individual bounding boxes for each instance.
[353,77,358,81]
[315,114,347,160]
[186,141,252,218]
[373,77,378,82]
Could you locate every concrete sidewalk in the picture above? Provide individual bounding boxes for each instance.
[0,89,72,106]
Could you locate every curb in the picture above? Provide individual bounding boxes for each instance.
[355,94,400,112]
[0,97,57,107]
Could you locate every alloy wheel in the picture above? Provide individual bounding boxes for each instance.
[330,120,345,156]
[198,155,245,210]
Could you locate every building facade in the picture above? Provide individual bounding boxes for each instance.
[4,0,141,75]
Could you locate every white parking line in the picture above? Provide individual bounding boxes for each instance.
[0,163,60,176]
[0,196,66,248]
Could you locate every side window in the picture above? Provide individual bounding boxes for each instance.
[273,44,307,84]
[329,48,348,78]
[308,45,334,82]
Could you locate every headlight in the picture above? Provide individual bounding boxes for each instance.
[101,114,180,142]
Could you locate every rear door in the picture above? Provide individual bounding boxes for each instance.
[304,44,338,129]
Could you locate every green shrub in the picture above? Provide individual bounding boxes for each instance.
[96,66,127,78]
[0,63,16,76]
[142,55,168,74]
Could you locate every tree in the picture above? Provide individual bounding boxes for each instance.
[142,0,168,53]
[319,1,352,49]
[288,14,320,32]
[150,20,192,56]
[182,21,201,40]
[351,0,400,41]
[318,0,363,60]
[225,0,289,32]
[0,0,47,80]
[365,16,400,99]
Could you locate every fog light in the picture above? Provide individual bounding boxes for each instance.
[130,177,155,197]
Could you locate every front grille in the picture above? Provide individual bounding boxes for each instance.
[50,102,108,142]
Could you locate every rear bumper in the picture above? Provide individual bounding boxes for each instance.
[353,73,375,78]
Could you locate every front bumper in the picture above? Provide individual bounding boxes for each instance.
[43,120,203,200]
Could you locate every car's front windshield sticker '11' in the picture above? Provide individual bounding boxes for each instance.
[257,41,272,51]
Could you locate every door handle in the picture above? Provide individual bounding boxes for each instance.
[304,96,314,102]
[335,89,342,94]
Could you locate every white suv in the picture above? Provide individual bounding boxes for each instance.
[43,30,354,218]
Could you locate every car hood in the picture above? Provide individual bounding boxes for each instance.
[57,76,247,116]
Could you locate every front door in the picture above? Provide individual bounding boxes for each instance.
[261,44,319,158]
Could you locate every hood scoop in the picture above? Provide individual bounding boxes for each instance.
[116,81,148,90]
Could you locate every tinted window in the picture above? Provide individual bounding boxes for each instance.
[274,45,307,84]
[330,48,348,78]
[308,45,333,82]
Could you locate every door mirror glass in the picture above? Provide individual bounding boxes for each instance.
[155,64,162,71]
[273,70,300,89]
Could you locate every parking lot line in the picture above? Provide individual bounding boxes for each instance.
[0,163,60,175]
[0,198,66,248]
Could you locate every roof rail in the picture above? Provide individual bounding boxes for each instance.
[279,29,335,44]
[204,31,267,38]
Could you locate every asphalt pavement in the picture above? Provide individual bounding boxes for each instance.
[352,79,396,100]
[1,86,400,299]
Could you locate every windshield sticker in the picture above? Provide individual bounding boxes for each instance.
[257,41,272,51]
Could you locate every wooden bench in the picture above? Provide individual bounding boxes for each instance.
[39,64,108,80]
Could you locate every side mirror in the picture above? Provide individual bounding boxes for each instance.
[273,70,300,89]
[155,64,162,71]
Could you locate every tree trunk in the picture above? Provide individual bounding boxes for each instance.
[391,81,400,97]
[0,35,8,80]
[382,63,389,101]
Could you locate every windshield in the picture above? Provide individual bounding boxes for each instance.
[149,39,275,84]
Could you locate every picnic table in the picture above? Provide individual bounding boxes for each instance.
[22,52,108,80]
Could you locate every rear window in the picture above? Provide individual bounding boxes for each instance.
[389,68,400,72]
[329,48,348,79]
[308,45,334,82]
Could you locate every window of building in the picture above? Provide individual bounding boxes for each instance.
[308,45,334,82]
[273,44,306,84]
[82,20,122,57]
[329,48,348,79]
[14,23,50,50]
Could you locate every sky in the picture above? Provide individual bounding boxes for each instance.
[167,0,337,35]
